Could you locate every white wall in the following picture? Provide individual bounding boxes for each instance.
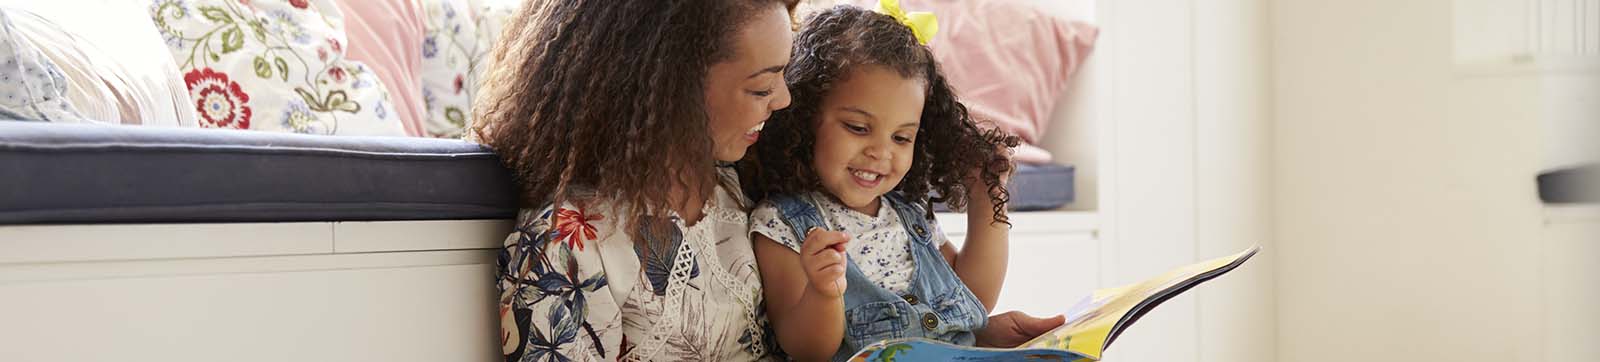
[1271,1,1560,361]
[1542,208,1600,362]
[1075,1,1593,361]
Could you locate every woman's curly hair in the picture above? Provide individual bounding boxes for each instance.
[741,5,1020,223]
[473,0,797,223]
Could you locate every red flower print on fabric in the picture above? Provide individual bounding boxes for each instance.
[552,208,603,251]
[289,0,309,9]
[328,67,347,83]
[183,68,252,129]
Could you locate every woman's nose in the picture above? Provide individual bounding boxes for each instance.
[770,85,792,111]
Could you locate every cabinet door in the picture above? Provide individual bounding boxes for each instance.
[0,255,499,362]
[992,231,1100,316]
[940,212,1100,317]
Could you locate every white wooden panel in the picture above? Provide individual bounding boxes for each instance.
[1192,0,1275,362]
[0,223,331,264]
[0,249,493,284]
[0,253,498,362]
[1099,0,1200,361]
[334,219,513,253]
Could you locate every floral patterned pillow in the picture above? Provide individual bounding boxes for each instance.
[417,0,480,138]
[149,0,404,136]
[415,0,519,139]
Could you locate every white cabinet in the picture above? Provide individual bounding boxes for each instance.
[0,220,508,362]
[938,211,1101,317]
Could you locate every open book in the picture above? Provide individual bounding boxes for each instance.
[849,246,1262,362]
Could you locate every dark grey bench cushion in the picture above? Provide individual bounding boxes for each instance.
[0,121,516,224]
[1008,163,1075,211]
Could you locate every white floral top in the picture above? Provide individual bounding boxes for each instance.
[749,192,950,295]
[497,168,775,361]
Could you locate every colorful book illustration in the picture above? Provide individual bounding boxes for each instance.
[849,246,1262,362]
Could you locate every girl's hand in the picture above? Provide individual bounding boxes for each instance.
[974,311,1067,348]
[799,228,850,297]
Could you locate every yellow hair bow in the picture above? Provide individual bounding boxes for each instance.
[874,0,938,45]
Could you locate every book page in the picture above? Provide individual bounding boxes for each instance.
[849,246,1260,362]
[1019,246,1261,359]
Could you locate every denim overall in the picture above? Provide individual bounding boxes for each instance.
[766,192,988,361]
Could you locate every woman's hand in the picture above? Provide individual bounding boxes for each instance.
[799,228,851,297]
[974,311,1067,348]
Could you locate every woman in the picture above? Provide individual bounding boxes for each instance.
[475,1,1061,360]
[477,1,796,360]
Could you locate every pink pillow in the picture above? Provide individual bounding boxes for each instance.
[848,0,1098,164]
[337,0,429,137]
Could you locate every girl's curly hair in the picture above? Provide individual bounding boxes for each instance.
[473,0,797,223]
[741,5,1020,223]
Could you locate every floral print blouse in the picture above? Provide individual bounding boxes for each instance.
[497,168,776,362]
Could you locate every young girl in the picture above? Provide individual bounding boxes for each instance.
[741,2,1021,360]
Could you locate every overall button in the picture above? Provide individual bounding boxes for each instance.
[901,294,919,305]
[913,225,927,236]
[921,312,939,330]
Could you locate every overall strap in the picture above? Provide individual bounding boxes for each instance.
[767,193,831,244]
[883,192,935,246]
